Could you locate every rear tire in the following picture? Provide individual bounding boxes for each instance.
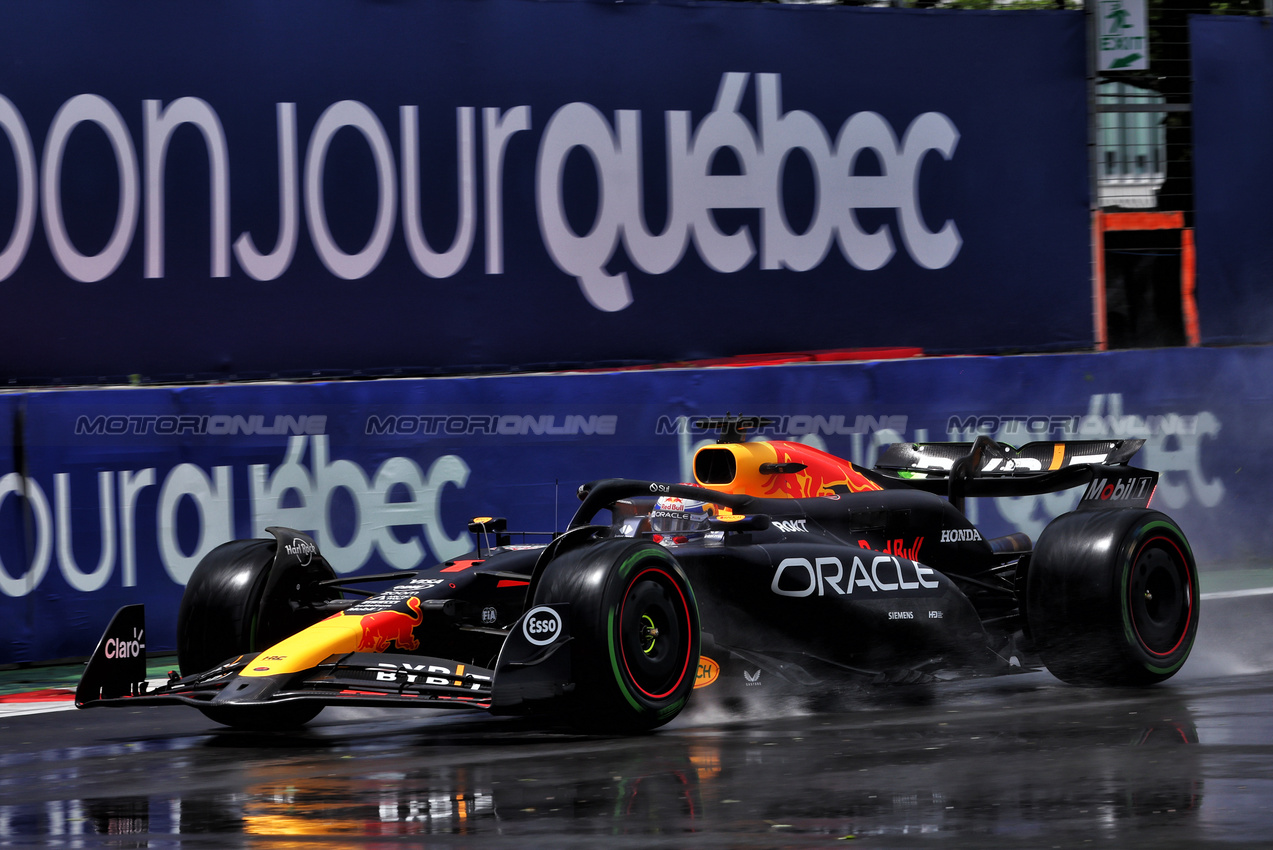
[1026,509,1198,685]
[534,539,699,733]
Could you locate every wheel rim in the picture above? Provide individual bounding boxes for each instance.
[617,566,693,700]
[1127,537,1194,657]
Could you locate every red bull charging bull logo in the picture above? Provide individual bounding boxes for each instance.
[357,597,423,652]
[763,446,883,499]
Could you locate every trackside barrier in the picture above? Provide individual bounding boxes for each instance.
[0,0,1089,383]
[1194,16,1273,345]
[0,345,1257,663]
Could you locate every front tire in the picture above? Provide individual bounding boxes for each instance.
[1026,509,1199,685]
[178,535,339,675]
[534,539,700,733]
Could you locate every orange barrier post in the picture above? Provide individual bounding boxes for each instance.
[1093,210,1198,348]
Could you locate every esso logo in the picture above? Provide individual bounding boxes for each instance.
[522,606,563,646]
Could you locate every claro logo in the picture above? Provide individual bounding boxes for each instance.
[105,627,145,659]
[772,555,941,597]
[522,606,563,646]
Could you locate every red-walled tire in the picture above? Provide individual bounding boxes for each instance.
[1026,509,1199,686]
[534,539,700,733]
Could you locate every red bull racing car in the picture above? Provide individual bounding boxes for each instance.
[76,418,1199,733]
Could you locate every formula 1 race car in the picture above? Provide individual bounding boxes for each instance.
[77,418,1199,733]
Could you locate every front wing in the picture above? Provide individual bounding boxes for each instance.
[76,604,573,716]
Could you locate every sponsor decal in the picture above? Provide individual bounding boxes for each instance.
[375,661,491,689]
[771,555,941,598]
[649,483,672,493]
[762,446,883,499]
[346,579,445,616]
[939,528,982,544]
[860,537,924,559]
[744,669,762,687]
[481,606,498,625]
[1083,475,1155,503]
[694,656,721,689]
[772,519,809,534]
[356,597,423,652]
[522,606,562,646]
[284,537,317,565]
[888,610,914,620]
[104,626,145,660]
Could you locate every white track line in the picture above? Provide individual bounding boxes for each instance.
[1201,586,1273,601]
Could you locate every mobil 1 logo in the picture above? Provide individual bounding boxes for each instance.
[1080,468,1157,509]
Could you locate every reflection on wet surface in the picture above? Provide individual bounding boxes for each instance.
[5,667,1262,847]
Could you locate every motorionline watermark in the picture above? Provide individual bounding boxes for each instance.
[655,414,908,437]
[947,413,1203,438]
[365,414,618,436]
[74,414,328,436]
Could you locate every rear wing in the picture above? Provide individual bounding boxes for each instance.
[874,436,1156,511]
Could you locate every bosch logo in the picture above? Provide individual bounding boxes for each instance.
[522,606,563,645]
[284,538,317,565]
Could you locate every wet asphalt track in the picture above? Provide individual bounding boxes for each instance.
[4,591,1273,848]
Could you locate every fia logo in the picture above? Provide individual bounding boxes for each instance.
[744,669,762,687]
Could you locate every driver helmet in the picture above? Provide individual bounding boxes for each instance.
[650,494,711,544]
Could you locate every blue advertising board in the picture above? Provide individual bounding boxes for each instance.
[0,0,1090,383]
[0,345,1255,664]
[1193,15,1273,345]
